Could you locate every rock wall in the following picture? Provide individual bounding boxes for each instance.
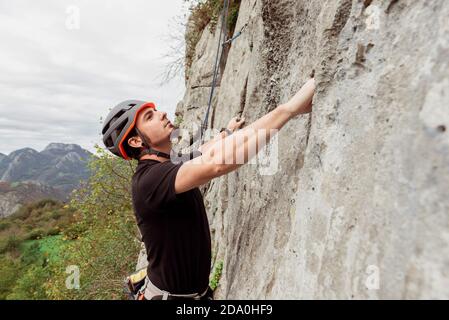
[174,0,449,299]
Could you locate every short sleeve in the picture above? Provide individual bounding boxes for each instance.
[138,161,183,209]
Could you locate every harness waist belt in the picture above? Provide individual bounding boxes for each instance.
[143,276,208,300]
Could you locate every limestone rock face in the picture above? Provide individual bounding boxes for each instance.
[173,0,449,299]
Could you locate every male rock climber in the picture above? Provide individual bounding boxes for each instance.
[101,78,315,300]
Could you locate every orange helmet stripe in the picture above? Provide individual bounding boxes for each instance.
[118,102,156,160]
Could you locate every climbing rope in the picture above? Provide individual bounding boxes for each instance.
[200,0,230,144]
[199,0,249,145]
[190,0,249,146]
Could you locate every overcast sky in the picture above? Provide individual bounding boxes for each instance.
[0,0,189,155]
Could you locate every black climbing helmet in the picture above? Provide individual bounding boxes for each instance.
[101,100,157,160]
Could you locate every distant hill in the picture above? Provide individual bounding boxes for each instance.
[0,143,93,218]
[0,143,92,193]
[0,181,67,218]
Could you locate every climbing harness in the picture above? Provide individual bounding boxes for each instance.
[142,276,211,300]
[124,267,148,300]
[124,268,212,300]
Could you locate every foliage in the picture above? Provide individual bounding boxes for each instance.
[0,256,18,300]
[0,235,21,255]
[20,242,41,266]
[184,0,241,80]
[0,144,141,300]
[227,0,241,36]
[0,221,11,231]
[68,145,135,223]
[44,212,140,300]
[156,0,241,86]
[43,144,141,299]
[1,199,76,244]
[0,198,75,300]
[6,265,51,300]
[209,260,223,291]
[184,0,222,76]
[174,114,184,127]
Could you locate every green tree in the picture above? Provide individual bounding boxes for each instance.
[45,145,141,299]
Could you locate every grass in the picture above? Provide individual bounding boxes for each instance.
[21,235,67,263]
[0,234,72,300]
[0,199,77,299]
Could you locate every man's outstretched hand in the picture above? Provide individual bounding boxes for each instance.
[282,78,316,118]
[197,116,245,155]
[227,116,246,132]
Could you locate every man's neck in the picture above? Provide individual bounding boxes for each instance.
[139,153,170,162]
[139,145,172,162]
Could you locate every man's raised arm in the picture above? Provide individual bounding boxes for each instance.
[174,78,316,194]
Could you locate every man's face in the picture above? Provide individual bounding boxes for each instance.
[135,107,175,148]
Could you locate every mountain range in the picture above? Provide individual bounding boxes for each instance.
[0,143,93,218]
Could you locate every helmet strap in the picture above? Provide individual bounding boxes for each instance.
[135,127,171,160]
[138,148,171,159]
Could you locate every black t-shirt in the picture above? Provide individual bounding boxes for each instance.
[131,159,211,294]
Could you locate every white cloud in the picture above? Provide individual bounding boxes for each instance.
[0,0,189,155]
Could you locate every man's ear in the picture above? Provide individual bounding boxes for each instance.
[127,135,143,148]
